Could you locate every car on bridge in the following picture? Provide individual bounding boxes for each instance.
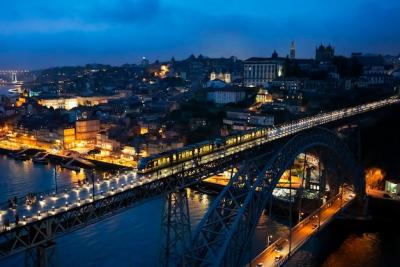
[274,254,283,262]
[274,243,283,253]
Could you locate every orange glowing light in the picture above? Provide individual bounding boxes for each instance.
[365,167,385,190]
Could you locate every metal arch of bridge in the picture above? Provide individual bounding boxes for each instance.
[185,128,364,267]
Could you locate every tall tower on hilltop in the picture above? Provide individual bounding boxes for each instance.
[290,41,296,59]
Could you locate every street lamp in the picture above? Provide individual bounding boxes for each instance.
[54,165,59,194]
[91,169,95,201]
[267,235,273,247]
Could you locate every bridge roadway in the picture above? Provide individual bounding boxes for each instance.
[0,96,398,259]
[251,188,355,267]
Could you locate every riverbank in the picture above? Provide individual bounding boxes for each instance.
[0,146,126,171]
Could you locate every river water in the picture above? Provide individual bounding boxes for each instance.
[0,156,286,267]
[0,85,19,97]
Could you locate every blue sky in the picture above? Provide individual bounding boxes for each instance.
[0,0,399,69]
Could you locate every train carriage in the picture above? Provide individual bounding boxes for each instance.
[137,127,270,174]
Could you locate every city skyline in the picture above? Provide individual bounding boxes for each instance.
[1,2,400,265]
[1,0,400,69]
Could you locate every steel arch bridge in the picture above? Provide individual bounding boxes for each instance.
[184,127,364,267]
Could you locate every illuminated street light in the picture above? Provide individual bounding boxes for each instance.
[267,235,273,247]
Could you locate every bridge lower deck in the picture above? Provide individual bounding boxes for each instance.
[251,189,355,267]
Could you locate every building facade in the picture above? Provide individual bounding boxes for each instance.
[244,56,285,87]
[315,44,335,62]
[75,119,100,144]
[223,111,274,131]
[207,88,246,104]
[210,71,231,83]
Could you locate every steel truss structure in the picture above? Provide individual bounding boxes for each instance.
[160,189,191,267]
[185,128,364,267]
[0,142,271,260]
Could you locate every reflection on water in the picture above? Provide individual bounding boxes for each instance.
[70,168,86,184]
[320,227,400,267]
[321,233,381,267]
[0,85,19,97]
[0,155,87,203]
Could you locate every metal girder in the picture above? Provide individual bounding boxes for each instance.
[25,241,58,267]
[0,142,272,260]
[185,128,363,267]
[160,189,191,267]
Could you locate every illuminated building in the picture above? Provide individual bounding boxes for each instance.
[223,111,274,130]
[59,128,75,149]
[385,180,400,195]
[38,98,78,110]
[37,93,127,110]
[75,120,100,144]
[210,71,231,83]
[96,132,120,152]
[207,87,246,104]
[121,146,136,160]
[255,89,273,103]
[140,127,149,135]
[244,53,285,87]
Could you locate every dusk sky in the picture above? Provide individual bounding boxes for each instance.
[1,0,399,69]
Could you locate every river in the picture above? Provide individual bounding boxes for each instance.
[0,155,287,266]
[0,85,19,97]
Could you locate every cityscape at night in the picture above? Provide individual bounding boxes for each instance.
[0,1,400,267]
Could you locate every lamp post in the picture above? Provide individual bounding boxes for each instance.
[91,169,95,201]
[54,165,58,194]
[267,235,273,247]
[299,211,304,221]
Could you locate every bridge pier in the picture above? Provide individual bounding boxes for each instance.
[159,189,191,267]
[25,241,58,267]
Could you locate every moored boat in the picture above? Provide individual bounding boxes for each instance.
[32,157,48,164]
[14,153,30,161]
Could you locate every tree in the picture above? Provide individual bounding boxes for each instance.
[365,167,385,190]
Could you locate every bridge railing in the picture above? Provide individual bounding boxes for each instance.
[252,191,353,266]
[0,171,122,214]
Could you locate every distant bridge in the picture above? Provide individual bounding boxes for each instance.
[0,70,29,84]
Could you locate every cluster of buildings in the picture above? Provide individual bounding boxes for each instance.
[0,43,399,167]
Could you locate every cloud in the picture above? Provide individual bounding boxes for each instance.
[0,0,399,68]
[0,0,162,33]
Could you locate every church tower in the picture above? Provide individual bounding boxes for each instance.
[290,41,296,59]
